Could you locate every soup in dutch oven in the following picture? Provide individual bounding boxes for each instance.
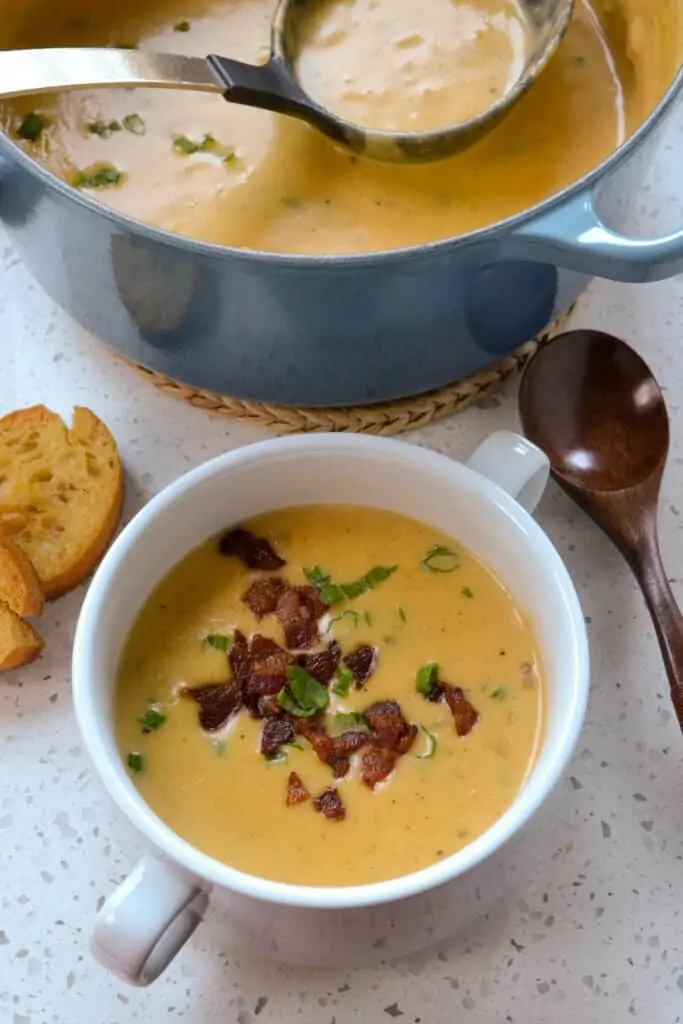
[115,505,544,887]
[0,0,679,253]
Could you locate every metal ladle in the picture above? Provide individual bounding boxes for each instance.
[0,0,574,164]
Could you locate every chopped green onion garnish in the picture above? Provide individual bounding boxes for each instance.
[331,664,356,697]
[305,566,344,606]
[174,20,191,31]
[418,727,437,759]
[328,609,360,631]
[278,665,330,717]
[462,586,474,599]
[86,120,121,138]
[17,112,46,142]
[490,686,508,701]
[139,705,166,731]
[416,661,439,696]
[73,165,123,189]
[127,751,145,773]
[267,750,288,765]
[305,564,398,605]
[332,711,369,733]
[173,133,216,155]
[341,565,398,600]
[331,708,368,733]
[122,113,146,136]
[421,545,461,573]
[204,633,232,652]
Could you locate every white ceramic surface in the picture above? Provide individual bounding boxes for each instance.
[4,98,683,1023]
[71,430,587,983]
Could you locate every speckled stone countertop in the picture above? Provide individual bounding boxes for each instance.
[3,103,683,1023]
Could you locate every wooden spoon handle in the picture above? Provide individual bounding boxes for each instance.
[631,530,683,730]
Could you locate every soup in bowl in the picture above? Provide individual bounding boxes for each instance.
[72,432,589,983]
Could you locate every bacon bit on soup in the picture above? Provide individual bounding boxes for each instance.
[218,528,286,570]
[229,629,252,689]
[313,788,346,821]
[275,585,327,649]
[309,728,370,778]
[258,693,283,718]
[286,771,310,806]
[360,700,418,788]
[342,644,377,688]
[261,716,296,757]
[181,680,242,732]
[364,701,417,753]
[297,641,341,685]
[242,575,288,619]
[360,745,398,788]
[442,684,480,737]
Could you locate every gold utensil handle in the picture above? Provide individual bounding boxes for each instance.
[0,48,222,98]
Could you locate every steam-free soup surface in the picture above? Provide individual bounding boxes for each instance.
[296,0,532,131]
[115,506,544,887]
[3,0,669,253]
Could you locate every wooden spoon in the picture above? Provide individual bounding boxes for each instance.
[518,329,683,728]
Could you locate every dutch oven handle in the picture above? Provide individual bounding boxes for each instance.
[509,185,683,284]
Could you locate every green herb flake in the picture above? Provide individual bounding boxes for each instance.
[421,545,461,574]
[396,606,407,622]
[416,661,439,696]
[332,711,369,733]
[282,195,304,209]
[418,726,437,760]
[364,611,373,627]
[211,739,227,756]
[328,609,360,631]
[139,705,166,731]
[341,565,398,600]
[223,151,237,164]
[17,112,46,142]
[305,566,344,606]
[122,113,146,136]
[204,633,232,652]
[490,686,508,701]
[267,750,288,765]
[174,20,191,31]
[73,165,123,189]
[127,751,145,773]
[573,55,587,67]
[462,586,474,599]
[173,133,216,155]
[86,119,122,138]
[307,564,397,605]
[331,664,356,697]
[278,665,330,717]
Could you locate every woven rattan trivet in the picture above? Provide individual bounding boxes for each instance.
[131,305,575,436]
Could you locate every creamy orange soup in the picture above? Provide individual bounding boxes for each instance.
[0,0,679,253]
[296,0,533,131]
[115,506,544,887]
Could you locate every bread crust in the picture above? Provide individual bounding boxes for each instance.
[0,599,45,671]
[0,404,124,598]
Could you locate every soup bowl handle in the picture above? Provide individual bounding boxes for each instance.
[465,430,549,514]
[91,853,209,986]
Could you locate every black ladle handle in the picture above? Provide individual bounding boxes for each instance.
[207,53,351,147]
